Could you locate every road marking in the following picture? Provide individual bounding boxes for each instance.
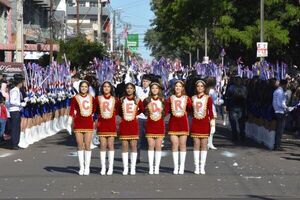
[221,151,236,158]
[243,176,262,179]
[0,152,13,158]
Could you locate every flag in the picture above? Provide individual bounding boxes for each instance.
[121,25,128,39]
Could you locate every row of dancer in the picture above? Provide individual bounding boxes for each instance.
[69,78,216,176]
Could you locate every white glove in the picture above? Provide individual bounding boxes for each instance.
[287,107,294,112]
[21,102,27,107]
[24,97,29,102]
[210,119,216,134]
[216,98,224,105]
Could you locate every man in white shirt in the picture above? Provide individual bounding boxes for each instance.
[71,73,82,94]
[9,76,26,150]
[136,74,151,162]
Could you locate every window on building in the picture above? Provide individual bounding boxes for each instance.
[90,2,98,7]
[68,0,74,6]
[79,1,85,7]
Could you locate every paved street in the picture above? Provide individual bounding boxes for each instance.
[0,122,300,199]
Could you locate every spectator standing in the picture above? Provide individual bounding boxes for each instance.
[272,79,288,151]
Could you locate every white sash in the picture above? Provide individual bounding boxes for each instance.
[148,98,163,121]
[171,95,187,117]
[122,98,138,121]
[192,95,208,119]
[99,96,115,119]
[75,94,93,117]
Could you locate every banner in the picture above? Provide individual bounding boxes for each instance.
[126,34,139,52]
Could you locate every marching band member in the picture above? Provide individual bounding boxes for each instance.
[191,80,215,174]
[69,81,96,175]
[96,81,119,175]
[207,77,218,149]
[143,82,166,175]
[167,80,192,174]
[136,74,151,163]
[118,83,143,175]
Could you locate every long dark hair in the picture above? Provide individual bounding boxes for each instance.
[100,81,115,96]
[121,82,138,104]
[144,82,165,116]
[79,80,90,94]
[171,80,186,96]
[194,79,207,95]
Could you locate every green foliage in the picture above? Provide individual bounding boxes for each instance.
[145,0,300,66]
[58,36,108,70]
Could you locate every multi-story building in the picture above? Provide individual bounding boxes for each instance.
[0,0,12,62]
[66,0,111,44]
[0,0,59,62]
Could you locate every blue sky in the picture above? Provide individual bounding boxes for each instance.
[109,0,154,61]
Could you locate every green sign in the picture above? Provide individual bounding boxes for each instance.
[126,34,139,52]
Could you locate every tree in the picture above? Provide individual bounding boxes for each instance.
[58,35,108,69]
[145,0,300,66]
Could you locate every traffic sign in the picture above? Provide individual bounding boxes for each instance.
[257,42,268,57]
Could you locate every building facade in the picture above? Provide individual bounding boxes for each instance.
[0,0,59,62]
[66,0,110,44]
[0,0,12,62]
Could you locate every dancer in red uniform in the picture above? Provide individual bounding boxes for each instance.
[119,83,143,175]
[191,80,215,174]
[167,80,192,174]
[69,81,96,175]
[96,81,118,175]
[143,82,166,175]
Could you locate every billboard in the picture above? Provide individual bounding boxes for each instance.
[126,34,139,52]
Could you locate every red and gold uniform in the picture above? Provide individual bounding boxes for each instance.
[143,97,166,138]
[167,95,192,136]
[118,96,144,140]
[69,94,96,134]
[96,95,118,137]
[191,94,214,138]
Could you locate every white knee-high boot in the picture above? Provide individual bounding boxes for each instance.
[107,151,114,175]
[77,150,84,175]
[200,151,208,175]
[122,152,129,175]
[148,150,154,175]
[130,152,137,175]
[18,131,29,149]
[193,150,200,174]
[154,151,162,175]
[179,151,186,175]
[172,151,179,175]
[100,151,106,175]
[208,133,217,150]
[83,150,92,175]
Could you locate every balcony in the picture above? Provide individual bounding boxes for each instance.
[67,5,109,16]
[32,0,50,8]
[23,24,50,43]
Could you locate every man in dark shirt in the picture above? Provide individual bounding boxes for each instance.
[225,76,247,141]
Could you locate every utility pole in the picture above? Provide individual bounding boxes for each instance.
[16,0,24,63]
[97,0,102,42]
[49,0,54,63]
[203,27,209,64]
[189,52,192,68]
[204,27,207,57]
[110,10,115,52]
[260,0,264,61]
[76,0,80,35]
